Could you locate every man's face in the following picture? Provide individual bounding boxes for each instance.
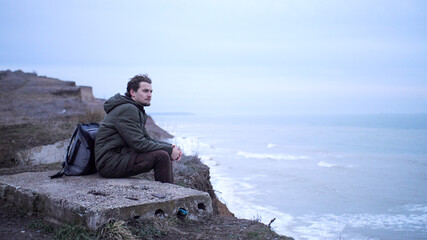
[130,82,153,106]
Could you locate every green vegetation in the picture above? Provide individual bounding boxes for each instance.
[29,218,55,234]
[128,217,172,240]
[28,217,171,240]
[54,223,95,240]
[29,219,94,240]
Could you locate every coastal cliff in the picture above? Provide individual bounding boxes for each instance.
[0,70,292,239]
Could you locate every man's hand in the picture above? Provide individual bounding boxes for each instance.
[171,145,183,161]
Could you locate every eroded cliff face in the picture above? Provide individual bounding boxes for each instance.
[0,70,103,125]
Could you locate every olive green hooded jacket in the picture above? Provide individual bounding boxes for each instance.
[94,94,173,177]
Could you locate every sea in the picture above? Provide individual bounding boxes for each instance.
[151,113,427,240]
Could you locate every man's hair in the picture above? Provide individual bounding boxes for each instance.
[125,74,152,97]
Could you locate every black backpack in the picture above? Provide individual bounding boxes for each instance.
[50,123,99,179]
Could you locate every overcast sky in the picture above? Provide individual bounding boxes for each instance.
[1,0,426,115]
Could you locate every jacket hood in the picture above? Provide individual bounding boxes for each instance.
[104,93,144,114]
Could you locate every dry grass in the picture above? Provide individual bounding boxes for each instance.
[54,222,95,240]
[127,217,173,240]
[75,106,106,123]
[0,106,105,168]
[0,123,70,167]
[99,219,136,240]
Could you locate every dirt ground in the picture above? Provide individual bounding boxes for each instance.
[0,202,55,240]
[0,200,290,240]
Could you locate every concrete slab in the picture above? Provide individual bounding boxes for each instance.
[0,171,213,230]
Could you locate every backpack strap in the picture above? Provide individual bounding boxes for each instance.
[67,139,81,165]
[49,167,65,179]
[50,126,79,179]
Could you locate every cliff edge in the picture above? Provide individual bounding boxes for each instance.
[0,70,292,240]
[0,70,103,125]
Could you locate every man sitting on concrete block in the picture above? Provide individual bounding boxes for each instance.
[95,74,182,183]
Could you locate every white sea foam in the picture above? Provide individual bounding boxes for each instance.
[212,173,295,237]
[171,135,214,156]
[403,204,427,213]
[236,151,309,160]
[242,174,268,181]
[317,161,354,169]
[317,161,338,168]
[267,143,277,148]
[294,211,427,240]
[199,154,219,166]
[198,154,212,161]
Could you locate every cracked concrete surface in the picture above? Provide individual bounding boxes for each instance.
[0,171,213,230]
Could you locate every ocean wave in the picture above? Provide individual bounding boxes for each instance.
[198,154,219,166]
[236,150,309,160]
[404,204,427,213]
[267,143,277,148]
[198,154,212,161]
[317,161,338,168]
[211,173,294,237]
[171,136,213,155]
[317,161,354,169]
[294,211,427,240]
